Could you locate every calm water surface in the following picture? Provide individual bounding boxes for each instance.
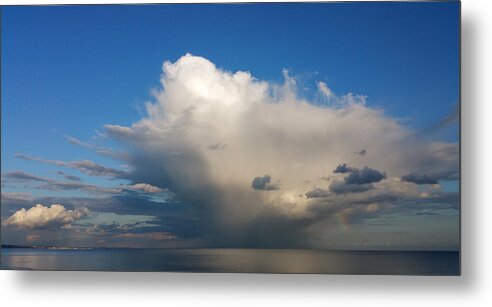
[0,248,459,275]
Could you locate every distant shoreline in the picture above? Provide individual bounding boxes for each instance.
[1,244,459,253]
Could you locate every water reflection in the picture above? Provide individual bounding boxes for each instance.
[1,248,459,275]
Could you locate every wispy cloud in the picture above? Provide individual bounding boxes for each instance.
[1,191,34,203]
[15,153,129,179]
[56,171,82,181]
[64,135,130,161]
[418,103,459,136]
[2,170,122,195]
[3,170,49,182]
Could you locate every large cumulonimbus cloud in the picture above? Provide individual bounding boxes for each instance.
[97,54,458,247]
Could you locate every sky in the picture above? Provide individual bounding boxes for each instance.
[1,2,460,250]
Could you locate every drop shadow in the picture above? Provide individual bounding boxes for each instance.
[459,6,479,290]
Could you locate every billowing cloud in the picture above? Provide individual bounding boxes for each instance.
[3,53,456,248]
[251,175,280,191]
[332,165,386,191]
[2,204,90,229]
[94,54,459,247]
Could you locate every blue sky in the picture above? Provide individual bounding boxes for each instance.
[1,2,459,249]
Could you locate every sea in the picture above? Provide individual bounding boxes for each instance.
[0,248,459,275]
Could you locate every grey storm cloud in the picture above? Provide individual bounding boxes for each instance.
[329,180,374,194]
[305,188,331,199]
[305,185,459,228]
[401,170,459,185]
[332,164,387,185]
[251,175,280,191]
[305,180,374,198]
[333,163,355,174]
[401,173,439,184]
[344,166,386,185]
[305,181,374,198]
